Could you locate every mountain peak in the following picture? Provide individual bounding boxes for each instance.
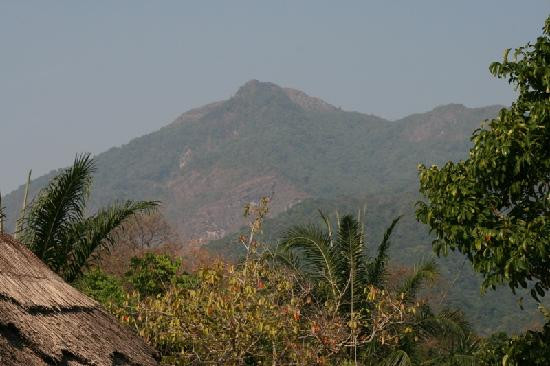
[234,80,284,99]
[234,80,336,112]
[431,103,467,113]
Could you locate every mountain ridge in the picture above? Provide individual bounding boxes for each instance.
[4,80,502,240]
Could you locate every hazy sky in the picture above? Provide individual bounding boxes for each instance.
[1,1,548,193]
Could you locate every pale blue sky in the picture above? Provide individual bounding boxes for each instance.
[1,1,548,192]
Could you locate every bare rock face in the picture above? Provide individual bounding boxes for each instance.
[165,167,308,244]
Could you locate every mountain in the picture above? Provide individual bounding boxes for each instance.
[3,81,499,243]
[6,80,540,334]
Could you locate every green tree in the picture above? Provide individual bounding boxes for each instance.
[417,16,550,366]
[125,253,193,297]
[503,316,550,365]
[475,332,509,366]
[75,268,126,306]
[416,17,550,299]
[21,153,158,282]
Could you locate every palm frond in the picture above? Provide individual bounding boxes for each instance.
[14,169,32,239]
[62,200,158,282]
[367,216,401,287]
[398,259,438,302]
[446,354,477,366]
[437,309,473,337]
[380,350,412,366]
[281,224,340,298]
[318,209,334,247]
[21,153,94,270]
[334,215,367,308]
[268,245,305,275]
[416,307,470,341]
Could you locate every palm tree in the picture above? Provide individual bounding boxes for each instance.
[278,212,437,312]
[20,153,158,282]
[277,212,442,365]
[414,307,482,366]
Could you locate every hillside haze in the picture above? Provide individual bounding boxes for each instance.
[4,80,501,242]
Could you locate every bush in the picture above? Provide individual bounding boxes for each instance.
[111,256,428,365]
[125,253,190,297]
[75,268,126,306]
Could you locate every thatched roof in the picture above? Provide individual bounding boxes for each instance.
[0,234,159,366]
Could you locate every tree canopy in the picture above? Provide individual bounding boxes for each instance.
[417,17,550,298]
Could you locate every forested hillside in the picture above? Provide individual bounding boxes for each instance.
[4,80,501,242]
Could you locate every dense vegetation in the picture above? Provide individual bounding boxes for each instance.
[417,16,550,366]
[207,195,543,335]
[74,203,492,365]
[67,199,541,365]
[418,21,550,298]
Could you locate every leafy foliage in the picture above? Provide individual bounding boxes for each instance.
[504,317,550,365]
[87,206,456,365]
[112,257,431,365]
[417,16,550,366]
[68,203,514,365]
[74,268,126,306]
[20,153,158,282]
[116,260,325,365]
[125,253,194,297]
[417,16,550,299]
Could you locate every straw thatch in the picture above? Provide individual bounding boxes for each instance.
[0,233,159,366]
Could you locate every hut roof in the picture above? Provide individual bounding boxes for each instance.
[0,234,159,366]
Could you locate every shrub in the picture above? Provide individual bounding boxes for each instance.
[75,268,126,306]
[125,253,190,297]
